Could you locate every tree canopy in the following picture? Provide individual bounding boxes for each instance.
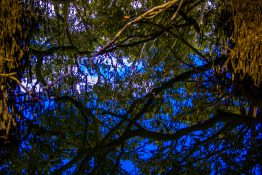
[0,0,261,174]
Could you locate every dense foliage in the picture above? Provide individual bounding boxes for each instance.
[1,0,261,174]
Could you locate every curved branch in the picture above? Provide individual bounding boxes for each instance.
[139,20,206,59]
[30,46,92,57]
[55,96,92,119]
[127,55,226,122]
[108,110,256,147]
[91,0,180,58]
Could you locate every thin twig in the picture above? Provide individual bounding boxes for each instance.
[171,0,184,20]
[8,75,41,102]
[44,73,70,90]
[92,0,180,58]
[0,72,16,77]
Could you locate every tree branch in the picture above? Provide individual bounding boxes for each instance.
[30,46,92,57]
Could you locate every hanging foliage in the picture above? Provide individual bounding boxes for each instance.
[224,0,262,86]
[0,0,34,139]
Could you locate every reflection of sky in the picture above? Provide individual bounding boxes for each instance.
[16,14,260,173]
[21,78,40,93]
[121,160,136,174]
[138,141,158,159]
